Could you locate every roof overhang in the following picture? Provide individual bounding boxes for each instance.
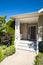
[10,8,43,23]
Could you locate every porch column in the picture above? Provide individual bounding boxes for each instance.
[15,19,20,44]
[38,15,43,41]
[36,34,39,54]
[37,15,43,54]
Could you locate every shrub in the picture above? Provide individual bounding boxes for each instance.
[34,53,43,65]
[0,47,6,62]
[0,45,16,62]
[0,45,7,49]
[38,41,43,52]
[4,45,16,56]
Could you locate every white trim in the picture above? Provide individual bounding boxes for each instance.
[38,8,43,13]
[15,19,20,42]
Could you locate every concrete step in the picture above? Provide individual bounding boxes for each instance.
[15,40,36,52]
[16,44,34,50]
[16,43,28,46]
[16,46,35,52]
[16,41,34,48]
[19,40,33,44]
[16,43,34,48]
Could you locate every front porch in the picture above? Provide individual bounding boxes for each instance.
[16,40,37,52]
[14,11,43,53]
[15,16,39,53]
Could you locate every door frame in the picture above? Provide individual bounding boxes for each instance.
[27,24,37,41]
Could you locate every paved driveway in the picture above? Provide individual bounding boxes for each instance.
[0,50,36,65]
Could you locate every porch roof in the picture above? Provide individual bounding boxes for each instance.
[11,8,43,20]
[10,8,43,23]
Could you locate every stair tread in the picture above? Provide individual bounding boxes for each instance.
[16,47,35,52]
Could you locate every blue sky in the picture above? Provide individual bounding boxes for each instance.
[0,0,43,21]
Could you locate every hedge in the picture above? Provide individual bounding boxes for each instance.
[0,45,16,62]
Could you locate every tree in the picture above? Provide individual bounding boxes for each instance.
[0,16,6,34]
[0,16,6,44]
[0,17,12,46]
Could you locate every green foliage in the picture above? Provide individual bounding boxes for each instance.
[4,45,16,56]
[0,19,15,62]
[0,25,6,31]
[0,47,6,62]
[0,45,7,49]
[6,20,15,27]
[34,53,43,65]
[38,41,43,53]
[0,45,16,62]
[0,16,6,32]
[6,20,15,45]
[0,16,6,22]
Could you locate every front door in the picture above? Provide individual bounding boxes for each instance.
[28,26,36,41]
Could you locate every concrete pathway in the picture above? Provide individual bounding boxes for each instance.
[0,50,36,65]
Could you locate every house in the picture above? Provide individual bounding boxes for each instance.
[11,8,43,53]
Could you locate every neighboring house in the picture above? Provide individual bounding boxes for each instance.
[11,8,43,53]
